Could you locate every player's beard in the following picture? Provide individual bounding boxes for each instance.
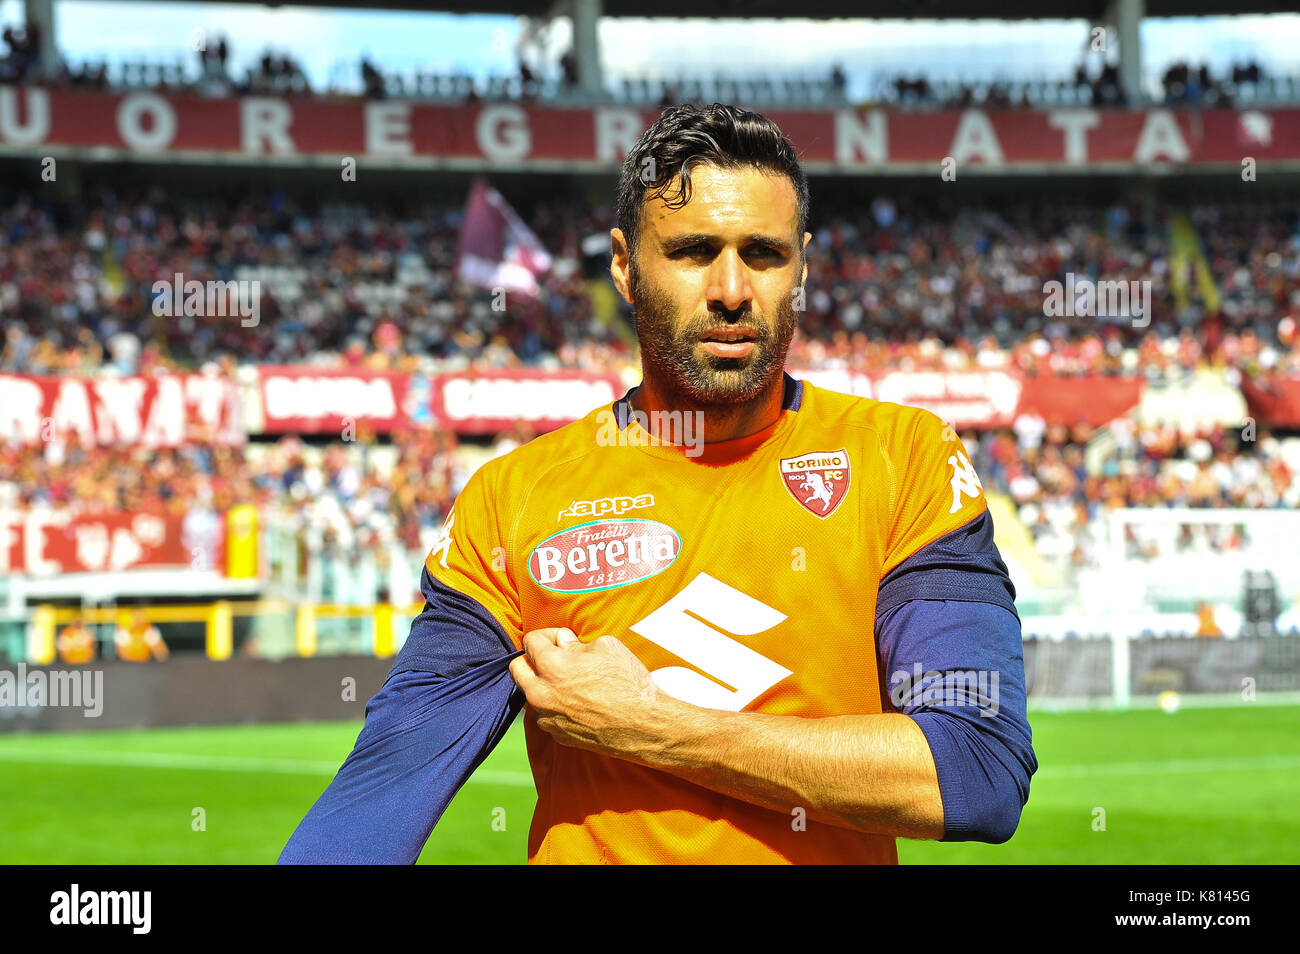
[630,261,799,409]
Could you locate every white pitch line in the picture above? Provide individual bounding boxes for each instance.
[0,748,536,787]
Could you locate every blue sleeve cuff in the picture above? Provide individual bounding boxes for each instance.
[910,707,1030,843]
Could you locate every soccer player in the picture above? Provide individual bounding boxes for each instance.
[280,103,1035,865]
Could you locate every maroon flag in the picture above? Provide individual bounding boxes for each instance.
[455,178,552,298]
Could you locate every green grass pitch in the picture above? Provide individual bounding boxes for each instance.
[1,703,1297,864]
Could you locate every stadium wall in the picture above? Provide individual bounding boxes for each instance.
[5,634,1297,731]
[0,656,391,732]
[1023,633,1300,700]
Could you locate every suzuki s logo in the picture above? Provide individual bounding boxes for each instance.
[779,448,850,518]
[632,573,792,712]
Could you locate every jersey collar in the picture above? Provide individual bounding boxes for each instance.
[609,371,803,463]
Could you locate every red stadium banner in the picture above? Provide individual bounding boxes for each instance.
[0,373,244,448]
[1240,374,1300,427]
[417,368,1142,432]
[5,87,1298,170]
[794,368,1144,427]
[0,511,190,575]
[1015,374,1146,426]
[427,369,626,434]
[256,366,410,434]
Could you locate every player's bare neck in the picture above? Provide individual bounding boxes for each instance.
[629,379,783,445]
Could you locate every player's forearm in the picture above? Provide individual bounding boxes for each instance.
[631,695,946,840]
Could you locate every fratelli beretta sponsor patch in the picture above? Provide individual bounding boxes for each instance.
[528,519,681,593]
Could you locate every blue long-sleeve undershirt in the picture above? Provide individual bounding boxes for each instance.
[277,654,524,864]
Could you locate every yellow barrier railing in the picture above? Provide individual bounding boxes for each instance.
[32,601,425,662]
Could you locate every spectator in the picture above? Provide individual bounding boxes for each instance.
[519,56,537,98]
[1195,601,1223,637]
[830,63,846,97]
[57,619,96,665]
[114,610,169,662]
[0,22,40,83]
[361,56,385,99]
[559,49,577,89]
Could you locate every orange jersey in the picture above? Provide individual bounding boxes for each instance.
[115,623,160,662]
[426,374,991,864]
[57,627,96,665]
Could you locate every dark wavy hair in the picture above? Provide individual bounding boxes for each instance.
[616,103,810,270]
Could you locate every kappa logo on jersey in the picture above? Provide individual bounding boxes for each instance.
[529,518,680,593]
[431,506,456,569]
[557,494,654,523]
[948,450,984,513]
[779,448,850,518]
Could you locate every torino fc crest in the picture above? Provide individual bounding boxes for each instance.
[779,448,850,518]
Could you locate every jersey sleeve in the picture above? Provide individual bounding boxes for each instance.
[874,407,1034,843]
[882,408,989,577]
[876,598,1036,843]
[278,461,528,864]
[423,459,523,651]
[276,650,524,864]
[877,407,1016,616]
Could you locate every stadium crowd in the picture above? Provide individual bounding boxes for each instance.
[965,419,1298,572]
[887,57,1270,110]
[3,407,1293,590]
[3,8,1290,112]
[3,189,1299,378]
[3,186,1300,588]
[3,411,1293,589]
[0,424,472,574]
